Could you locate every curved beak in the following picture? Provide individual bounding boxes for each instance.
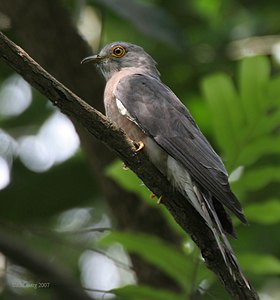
[81,54,104,65]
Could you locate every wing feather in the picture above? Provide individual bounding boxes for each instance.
[114,73,246,223]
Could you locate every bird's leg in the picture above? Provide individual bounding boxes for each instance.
[134,141,145,152]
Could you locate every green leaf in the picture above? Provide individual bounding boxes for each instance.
[254,109,280,137]
[100,231,193,291]
[112,285,186,300]
[235,166,280,191]
[238,56,270,125]
[245,199,280,224]
[202,73,238,159]
[238,253,280,275]
[268,74,280,103]
[249,74,280,139]
[237,137,280,166]
[105,160,151,200]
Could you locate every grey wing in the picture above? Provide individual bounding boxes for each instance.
[114,74,246,223]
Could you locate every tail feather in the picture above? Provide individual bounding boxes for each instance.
[212,199,237,238]
[165,158,250,289]
[193,184,251,290]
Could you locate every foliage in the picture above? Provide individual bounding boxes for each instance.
[1,0,280,299]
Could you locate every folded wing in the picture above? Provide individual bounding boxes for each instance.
[114,73,246,223]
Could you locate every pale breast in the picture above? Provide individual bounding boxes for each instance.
[103,68,169,177]
[104,68,146,143]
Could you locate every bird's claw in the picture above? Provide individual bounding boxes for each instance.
[135,141,145,152]
[122,163,129,170]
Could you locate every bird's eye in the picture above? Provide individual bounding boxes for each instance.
[111,45,126,58]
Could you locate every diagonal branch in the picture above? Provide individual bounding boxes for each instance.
[0,0,181,289]
[0,31,259,300]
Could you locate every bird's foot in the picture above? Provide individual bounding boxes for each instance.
[135,141,145,152]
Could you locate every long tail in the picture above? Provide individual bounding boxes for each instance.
[166,157,250,289]
[192,184,251,290]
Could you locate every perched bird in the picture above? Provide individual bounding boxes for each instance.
[81,42,249,285]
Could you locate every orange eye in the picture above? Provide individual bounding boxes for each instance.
[111,45,126,58]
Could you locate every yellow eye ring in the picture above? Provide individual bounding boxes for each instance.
[111,45,126,58]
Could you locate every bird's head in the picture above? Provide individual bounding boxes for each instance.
[81,42,160,81]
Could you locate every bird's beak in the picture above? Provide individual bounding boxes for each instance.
[81,54,105,65]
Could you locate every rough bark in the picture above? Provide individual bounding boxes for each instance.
[0,31,259,300]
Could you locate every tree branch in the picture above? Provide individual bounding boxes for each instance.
[0,31,259,299]
[0,0,181,290]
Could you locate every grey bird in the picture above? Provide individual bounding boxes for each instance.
[82,42,249,285]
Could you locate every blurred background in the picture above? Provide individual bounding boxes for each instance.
[0,0,280,299]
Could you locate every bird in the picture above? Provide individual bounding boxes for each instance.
[81,41,249,287]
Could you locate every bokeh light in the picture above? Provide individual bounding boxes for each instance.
[18,111,80,172]
[0,75,32,117]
